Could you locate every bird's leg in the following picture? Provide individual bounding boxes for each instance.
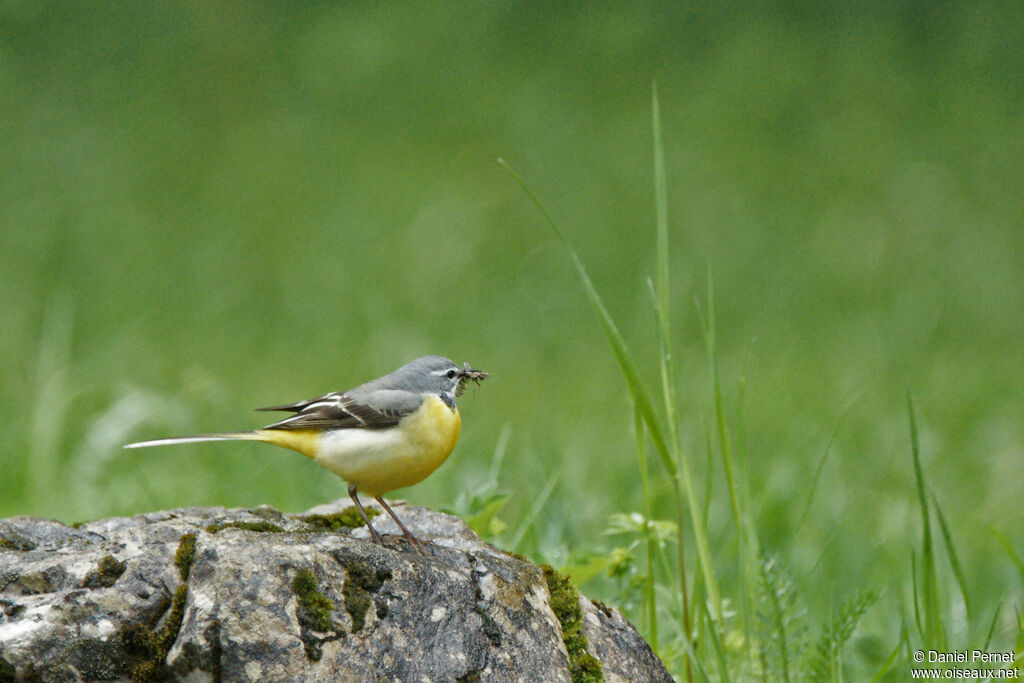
[375,497,428,555]
[348,485,384,545]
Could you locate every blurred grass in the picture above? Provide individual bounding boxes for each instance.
[1,2,1022,677]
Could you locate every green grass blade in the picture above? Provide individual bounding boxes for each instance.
[757,554,793,683]
[633,402,658,645]
[907,389,945,649]
[795,399,855,533]
[635,403,653,505]
[707,268,755,550]
[651,85,678,463]
[910,551,924,638]
[1015,608,1024,665]
[705,267,758,641]
[509,471,559,552]
[675,604,714,683]
[982,599,1002,651]
[808,588,879,683]
[702,601,732,683]
[702,428,714,529]
[487,423,513,489]
[650,78,689,634]
[870,620,907,682]
[28,297,75,505]
[932,492,971,623]
[499,157,724,625]
[652,82,670,326]
[991,526,1024,584]
[498,158,673,477]
[649,87,698,665]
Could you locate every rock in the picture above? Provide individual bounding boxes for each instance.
[0,500,672,682]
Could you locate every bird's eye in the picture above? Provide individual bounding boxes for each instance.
[446,369,457,380]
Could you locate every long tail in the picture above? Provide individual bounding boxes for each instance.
[124,432,262,449]
[125,429,321,459]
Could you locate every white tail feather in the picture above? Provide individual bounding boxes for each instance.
[124,432,259,449]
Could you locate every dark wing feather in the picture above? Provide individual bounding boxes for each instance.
[255,392,340,414]
[262,391,418,431]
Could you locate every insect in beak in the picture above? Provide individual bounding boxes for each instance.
[455,363,488,396]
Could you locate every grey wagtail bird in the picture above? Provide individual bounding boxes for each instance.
[125,356,487,552]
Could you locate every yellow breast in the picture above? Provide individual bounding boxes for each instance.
[400,394,462,469]
[304,394,462,498]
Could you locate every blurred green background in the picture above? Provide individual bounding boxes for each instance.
[2,0,1021,664]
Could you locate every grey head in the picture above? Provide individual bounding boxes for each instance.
[352,355,488,409]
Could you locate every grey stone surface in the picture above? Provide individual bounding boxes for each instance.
[1,499,672,682]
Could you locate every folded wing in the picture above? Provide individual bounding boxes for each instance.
[260,390,423,431]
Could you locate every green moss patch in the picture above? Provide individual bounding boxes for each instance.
[299,506,378,531]
[293,570,335,632]
[82,555,127,588]
[0,535,36,552]
[292,569,343,661]
[174,533,196,582]
[205,620,223,683]
[591,599,614,618]
[115,532,196,681]
[204,520,284,534]
[15,571,53,594]
[542,564,604,683]
[341,559,391,633]
[251,505,284,520]
[120,583,189,682]
[161,585,189,652]
[0,656,16,683]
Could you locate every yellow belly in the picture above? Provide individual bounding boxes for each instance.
[299,395,462,498]
[254,428,322,458]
